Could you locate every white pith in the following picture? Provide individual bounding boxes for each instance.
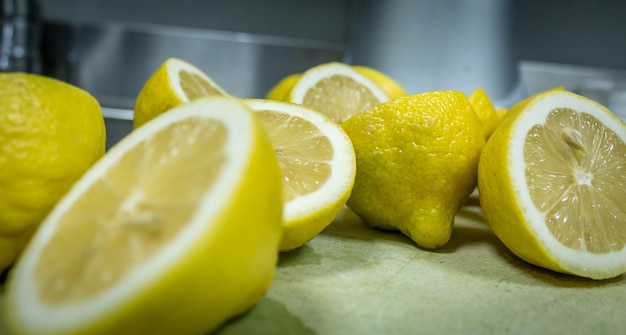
[509,91,626,274]
[9,97,254,332]
[244,99,356,222]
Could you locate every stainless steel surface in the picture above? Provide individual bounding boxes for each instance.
[0,0,40,72]
[41,20,346,109]
[349,0,520,105]
[102,107,132,150]
[520,61,626,121]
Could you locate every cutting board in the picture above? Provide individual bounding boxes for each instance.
[2,196,625,334]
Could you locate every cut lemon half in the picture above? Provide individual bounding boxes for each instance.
[288,62,389,123]
[478,90,626,280]
[243,99,356,251]
[3,97,283,334]
[133,57,230,128]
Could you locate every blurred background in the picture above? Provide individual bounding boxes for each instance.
[3,0,626,146]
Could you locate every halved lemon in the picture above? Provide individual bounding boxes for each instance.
[243,99,356,251]
[133,57,230,128]
[3,97,283,334]
[288,62,389,123]
[478,90,626,279]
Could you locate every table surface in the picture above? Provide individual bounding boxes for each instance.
[2,197,625,335]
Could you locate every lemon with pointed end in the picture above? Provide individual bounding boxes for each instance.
[0,72,105,273]
[478,90,626,280]
[342,91,485,249]
[288,62,389,123]
[244,99,356,251]
[3,97,283,334]
[133,57,230,128]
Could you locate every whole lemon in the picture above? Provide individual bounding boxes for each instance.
[342,91,485,249]
[0,72,105,271]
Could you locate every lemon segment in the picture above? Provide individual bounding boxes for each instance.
[478,90,626,279]
[342,91,485,249]
[3,97,283,334]
[244,99,356,251]
[288,62,389,123]
[133,57,230,128]
[0,72,105,272]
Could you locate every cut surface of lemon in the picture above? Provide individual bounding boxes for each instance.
[244,99,356,251]
[478,90,626,279]
[3,97,283,334]
[133,57,230,128]
[288,62,389,123]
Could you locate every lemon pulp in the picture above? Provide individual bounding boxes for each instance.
[179,70,224,99]
[301,74,381,123]
[525,108,626,253]
[255,110,332,203]
[244,99,355,251]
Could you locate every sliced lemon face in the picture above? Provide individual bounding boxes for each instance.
[244,99,356,251]
[478,90,626,279]
[3,97,283,335]
[133,57,230,128]
[288,62,389,123]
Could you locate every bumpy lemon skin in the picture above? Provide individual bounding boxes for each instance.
[3,101,284,335]
[0,73,105,272]
[342,91,485,249]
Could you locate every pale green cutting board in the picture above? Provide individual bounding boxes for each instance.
[2,198,625,334]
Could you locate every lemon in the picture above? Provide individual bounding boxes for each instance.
[3,97,283,334]
[288,62,389,123]
[133,57,230,128]
[0,72,105,273]
[266,73,301,101]
[495,107,509,122]
[244,99,356,251]
[468,87,500,139]
[478,90,626,280]
[353,65,408,99]
[342,91,485,249]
